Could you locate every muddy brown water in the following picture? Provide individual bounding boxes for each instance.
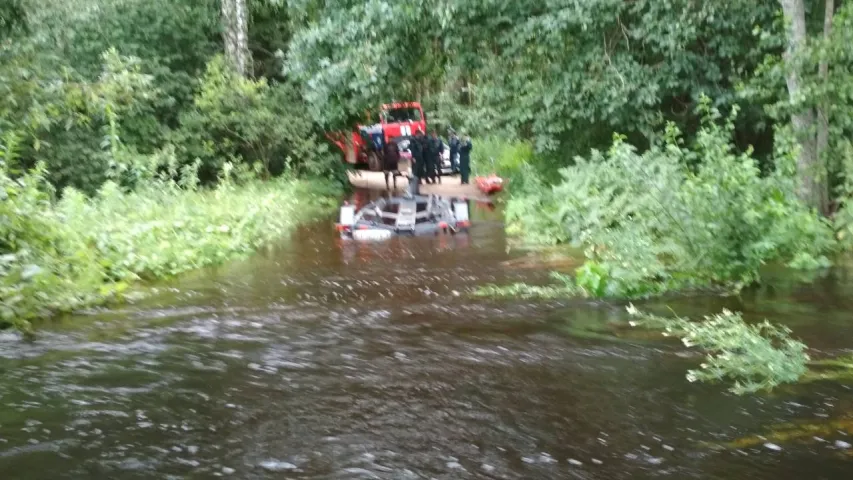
[2,189,853,479]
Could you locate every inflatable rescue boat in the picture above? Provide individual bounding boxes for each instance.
[475,174,505,194]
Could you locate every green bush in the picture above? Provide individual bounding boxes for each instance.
[0,45,160,194]
[0,161,108,333]
[502,170,570,244]
[0,152,340,333]
[489,97,835,298]
[831,142,853,248]
[55,0,220,133]
[172,56,345,185]
[2,46,347,195]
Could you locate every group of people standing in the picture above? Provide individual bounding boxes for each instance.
[374,126,474,191]
[407,129,442,185]
[404,128,473,186]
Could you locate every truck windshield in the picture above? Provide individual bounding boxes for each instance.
[382,107,422,123]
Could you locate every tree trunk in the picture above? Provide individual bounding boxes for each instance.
[816,0,834,210]
[221,0,251,76]
[778,0,826,213]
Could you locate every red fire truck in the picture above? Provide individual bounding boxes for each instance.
[327,102,427,171]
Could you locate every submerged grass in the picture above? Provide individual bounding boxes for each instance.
[625,305,810,395]
[472,271,579,300]
[1,161,340,333]
[709,415,853,451]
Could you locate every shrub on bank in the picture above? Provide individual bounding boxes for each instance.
[482,98,835,299]
[0,158,339,333]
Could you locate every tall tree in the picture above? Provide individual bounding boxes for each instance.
[778,0,828,213]
[815,0,834,210]
[222,0,251,76]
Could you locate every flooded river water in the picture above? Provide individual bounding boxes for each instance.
[2,189,853,479]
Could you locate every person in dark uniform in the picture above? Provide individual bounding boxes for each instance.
[459,134,473,184]
[423,131,435,184]
[433,131,444,183]
[448,129,460,174]
[410,128,426,184]
[425,131,442,184]
[422,130,435,184]
[383,140,400,191]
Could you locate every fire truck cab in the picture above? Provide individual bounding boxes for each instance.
[378,102,426,142]
[329,102,427,171]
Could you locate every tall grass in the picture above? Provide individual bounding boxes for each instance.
[1,160,340,333]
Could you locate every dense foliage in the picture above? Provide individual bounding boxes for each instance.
[171,55,346,183]
[1,0,351,331]
[477,99,834,299]
[287,0,784,156]
[2,0,345,196]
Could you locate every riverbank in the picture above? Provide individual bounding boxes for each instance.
[473,108,838,299]
[1,165,341,334]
